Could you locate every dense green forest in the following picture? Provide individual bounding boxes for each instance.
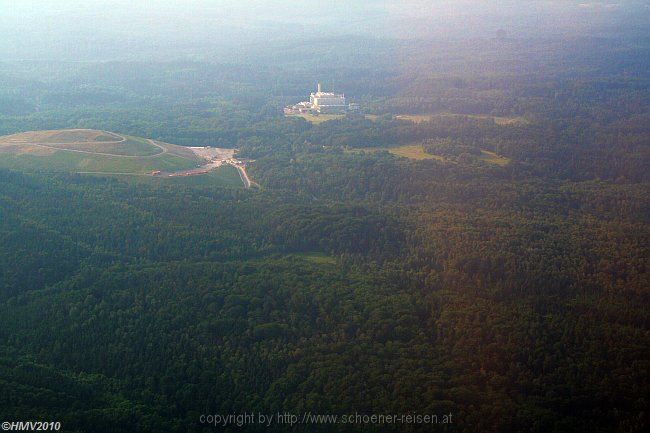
[1,13,649,433]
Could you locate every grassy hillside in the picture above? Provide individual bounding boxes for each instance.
[0,130,163,156]
[0,151,197,174]
[0,129,243,187]
[114,165,245,188]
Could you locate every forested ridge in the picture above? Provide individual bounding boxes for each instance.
[1,30,649,433]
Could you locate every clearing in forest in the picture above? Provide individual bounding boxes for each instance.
[0,129,249,186]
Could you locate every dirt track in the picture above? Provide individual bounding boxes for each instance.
[231,163,252,188]
[165,149,254,188]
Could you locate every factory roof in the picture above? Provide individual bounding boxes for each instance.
[312,91,344,96]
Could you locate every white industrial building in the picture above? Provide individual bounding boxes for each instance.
[284,83,356,115]
[309,83,346,113]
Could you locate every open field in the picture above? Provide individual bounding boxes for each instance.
[0,129,248,185]
[347,143,510,165]
[395,113,529,126]
[348,144,443,161]
[387,144,442,160]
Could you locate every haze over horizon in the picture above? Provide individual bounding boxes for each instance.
[1,0,649,61]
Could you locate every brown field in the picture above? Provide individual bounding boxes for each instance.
[387,144,442,160]
[395,113,528,126]
[0,143,57,156]
[347,144,510,165]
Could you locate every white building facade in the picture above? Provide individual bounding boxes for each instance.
[284,83,356,115]
[309,83,346,113]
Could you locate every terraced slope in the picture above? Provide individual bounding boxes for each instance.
[0,129,202,175]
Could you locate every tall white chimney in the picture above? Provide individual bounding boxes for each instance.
[317,83,321,93]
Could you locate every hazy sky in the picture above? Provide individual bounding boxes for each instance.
[1,1,648,60]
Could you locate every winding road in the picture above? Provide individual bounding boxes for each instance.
[231,163,252,188]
